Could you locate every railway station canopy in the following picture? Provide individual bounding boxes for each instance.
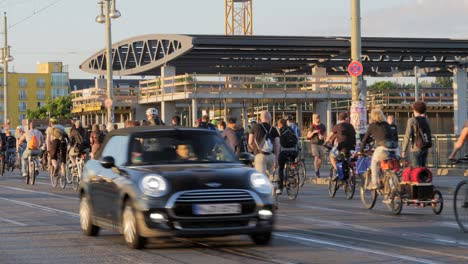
[80,34,468,77]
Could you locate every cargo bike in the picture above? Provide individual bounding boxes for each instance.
[358,151,443,215]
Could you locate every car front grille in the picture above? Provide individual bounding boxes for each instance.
[170,189,257,217]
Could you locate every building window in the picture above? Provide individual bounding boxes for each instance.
[37,78,45,88]
[0,102,3,112]
[51,73,68,87]
[19,102,27,112]
[19,77,27,87]
[19,89,27,100]
[52,88,68,99]
[37,101,45,108]
[19,114,26,124]
[37,89,46,100]
[0,115,3,124]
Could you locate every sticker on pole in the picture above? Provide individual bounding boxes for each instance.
[348,61,363,77]
[104,98,113,108]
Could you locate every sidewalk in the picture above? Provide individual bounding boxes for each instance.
[308,165,467,194]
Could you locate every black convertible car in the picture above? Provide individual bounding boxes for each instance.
[79,126,275,249]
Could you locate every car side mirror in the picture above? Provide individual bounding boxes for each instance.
[238,152,254,166]
[101,156,115,169]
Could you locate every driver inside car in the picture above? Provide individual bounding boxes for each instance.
[176,144,197,161]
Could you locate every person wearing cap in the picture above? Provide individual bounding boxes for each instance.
[325,112,356,181]
[307,114,326,178]
[146,108,164,126]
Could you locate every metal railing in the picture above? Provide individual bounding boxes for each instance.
[299,134,467,171]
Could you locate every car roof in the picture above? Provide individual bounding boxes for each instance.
[108,126,218,137]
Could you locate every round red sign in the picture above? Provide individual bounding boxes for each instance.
[348,61,363,77]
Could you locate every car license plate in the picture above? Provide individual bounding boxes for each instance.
[193,203,241,215]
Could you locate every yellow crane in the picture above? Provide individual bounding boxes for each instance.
[225,0,253,35]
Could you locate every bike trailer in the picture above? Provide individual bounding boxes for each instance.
[401,167,432,184]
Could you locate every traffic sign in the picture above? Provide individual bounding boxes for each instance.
[104,98,113,108]
[348,61,363,77]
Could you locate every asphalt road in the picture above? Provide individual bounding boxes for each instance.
[1,170,468,264]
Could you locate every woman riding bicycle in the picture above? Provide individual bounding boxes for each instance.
[448,120,468,163]
[360,109,399,190]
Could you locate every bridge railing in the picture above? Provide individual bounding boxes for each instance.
[138,73,351,100]
[299,134,467,172]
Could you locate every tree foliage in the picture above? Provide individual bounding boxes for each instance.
[435,77,452,88]
[367,81,397,91]
[27,96,72,120]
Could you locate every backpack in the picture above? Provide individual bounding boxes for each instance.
[233,131,248,155]
[280,127,298,148]
[52,127,65,140]
[255,124,274,153]
[6,136,16,149]
[412,116,432,149]
[95,131,105,144]
[28,133,40,150]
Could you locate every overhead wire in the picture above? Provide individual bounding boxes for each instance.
[9,0,69,28]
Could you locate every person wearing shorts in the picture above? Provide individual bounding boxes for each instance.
[307,114,326,178]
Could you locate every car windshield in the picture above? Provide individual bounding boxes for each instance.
[128,130,238,165]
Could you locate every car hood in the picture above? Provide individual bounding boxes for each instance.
[128,163,256,192]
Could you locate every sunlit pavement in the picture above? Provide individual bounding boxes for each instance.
[1,169,468,264]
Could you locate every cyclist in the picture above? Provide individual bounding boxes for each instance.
[276,118,298,194]
[46,119,68,176]
[90,124,104,160]
[68,120,87,168]
[248,111,280,185]
[0,128,6,171]
[324,112,356,180]
[17,121,42,177]
[286,115,301,138]
[449,120,468,163]
[5,130,16,167]
[146,108,164,125]
[360,109,399,191]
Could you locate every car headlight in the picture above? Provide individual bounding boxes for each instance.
[139,174,168,197]
[249,173,272,194]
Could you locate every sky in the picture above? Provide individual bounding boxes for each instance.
[1,0,468,79]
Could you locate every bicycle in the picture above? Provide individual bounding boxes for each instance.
[49,149,66,189]
[68,152,85,191]
[295,147,307,187]
[327,151,356,200]
[6,151,16,172]
[25,154,39,185]
[283,155,301,200]
[40,148,48,172]
[452,157,468,232]
[360,152,403,215]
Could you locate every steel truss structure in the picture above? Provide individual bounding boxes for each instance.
[80,35,468,77]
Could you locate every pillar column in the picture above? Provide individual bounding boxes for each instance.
[311,67,327,91]
[296,102,303,133]
[230,108,242,120]
[453,68,467,134]
[192,99,198,126]
[242,106,248,129]
[162,101,176,125]
[315,101,331,135]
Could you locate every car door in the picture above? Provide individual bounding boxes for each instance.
[94,135,130,223]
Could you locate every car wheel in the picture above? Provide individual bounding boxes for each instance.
[250,232,272,245]
[122,202,146,249]
[80,195,100,236]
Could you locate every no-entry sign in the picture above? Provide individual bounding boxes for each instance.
[348,61,363,77]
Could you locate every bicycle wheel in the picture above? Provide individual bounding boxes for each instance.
[298,160,307,187]
[454,180,468,232]
[59,172,67,189]
[0,158,4,177]
[29,160,36,185]
[285,168,300,200]
[66,161,73,184]
[431,189,443,215]
[344,170,356,200]
[360,171,377,209]
[50,165,58,188]
[389,191,403,215]
[328,168,338,198]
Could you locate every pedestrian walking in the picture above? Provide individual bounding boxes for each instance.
[402,101,432,167]
[307,114,326,178]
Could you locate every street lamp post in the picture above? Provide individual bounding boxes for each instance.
[96,0,121,125]
[1,12,13,129]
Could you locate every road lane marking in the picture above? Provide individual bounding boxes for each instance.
[275,232,442,264]
[0,185,79,201]
[0,197,79,218]
[0,216,27,226]
[277,225,468,261]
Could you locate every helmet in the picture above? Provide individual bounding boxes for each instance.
[146,108,158,116]
[248,117,257,123]
[211,119,218,126]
